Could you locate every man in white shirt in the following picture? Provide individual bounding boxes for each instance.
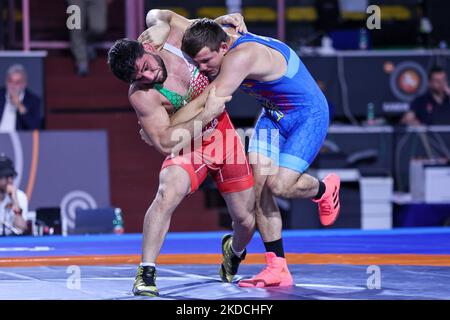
[0,154,28,236]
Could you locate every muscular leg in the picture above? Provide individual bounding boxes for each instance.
[141,165,190,263]
[249,152,282,244]
[238,153,293,287]
[266,167,320,199]
[264,162,340,227]
[221,187,256,253]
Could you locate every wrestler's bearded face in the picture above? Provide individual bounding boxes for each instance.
[134,52,168,85]
[193,43,228,79]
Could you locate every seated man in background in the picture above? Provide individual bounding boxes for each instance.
[401,66,450,126]
[0,64,42,132]
[0,154,28,236]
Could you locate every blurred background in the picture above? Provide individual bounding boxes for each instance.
[1,0,450,237]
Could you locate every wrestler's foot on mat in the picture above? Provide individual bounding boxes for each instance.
[238,252,293,288]
[219,234,246,283]
[313,173,341,227]
[133,265,159,297]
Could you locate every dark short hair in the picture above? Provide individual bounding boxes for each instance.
[181,18,228,58]
[107,39,145,83]
[0,154,17,178]
[428,65,446,80]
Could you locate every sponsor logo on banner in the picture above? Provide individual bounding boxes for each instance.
[389,61,428,102]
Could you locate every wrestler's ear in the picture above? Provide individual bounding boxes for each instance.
[220,42,229,53]
[142,42,157,52]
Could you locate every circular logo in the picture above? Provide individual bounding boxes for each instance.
[390,61,427,102]
[398,70,421,94]
[60,190,97,235]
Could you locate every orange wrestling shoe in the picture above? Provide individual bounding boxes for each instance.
[313,173,341,226]
[238,252,293,288]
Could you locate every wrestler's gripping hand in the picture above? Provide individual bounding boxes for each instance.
[216,13,247,33]
[204,86,232,119]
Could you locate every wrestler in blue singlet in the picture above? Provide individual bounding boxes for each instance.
[229,32,329,173]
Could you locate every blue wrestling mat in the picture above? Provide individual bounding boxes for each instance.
[0,228,449,300]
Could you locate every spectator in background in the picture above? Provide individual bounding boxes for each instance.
[67,0,111,76]
[0,64,42,132]
[0,154,28,236]
[401,66,450,126]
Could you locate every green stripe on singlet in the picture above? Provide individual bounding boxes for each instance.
[153,64,203,111]
[154,84,187,111]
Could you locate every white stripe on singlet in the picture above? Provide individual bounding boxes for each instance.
[163,43,195,66]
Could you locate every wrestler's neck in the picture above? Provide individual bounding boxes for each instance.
[226,33,240,48]
[158,49,190,85]
[159,49,183,74]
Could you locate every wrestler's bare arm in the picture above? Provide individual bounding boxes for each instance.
[210,49,255,97]
[141,9,246,48]
[168,87,210,124]
[130,90,177,154]
[146,9,246,34]
[131,87,231,155]
[169,48,255,126]
[140,9,191,49]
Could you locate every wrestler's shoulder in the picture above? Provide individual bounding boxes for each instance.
[225,44,256,65]
[128,84,163,108]
[129,84,161,99]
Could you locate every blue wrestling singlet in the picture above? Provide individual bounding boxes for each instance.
[229,33,330,173]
